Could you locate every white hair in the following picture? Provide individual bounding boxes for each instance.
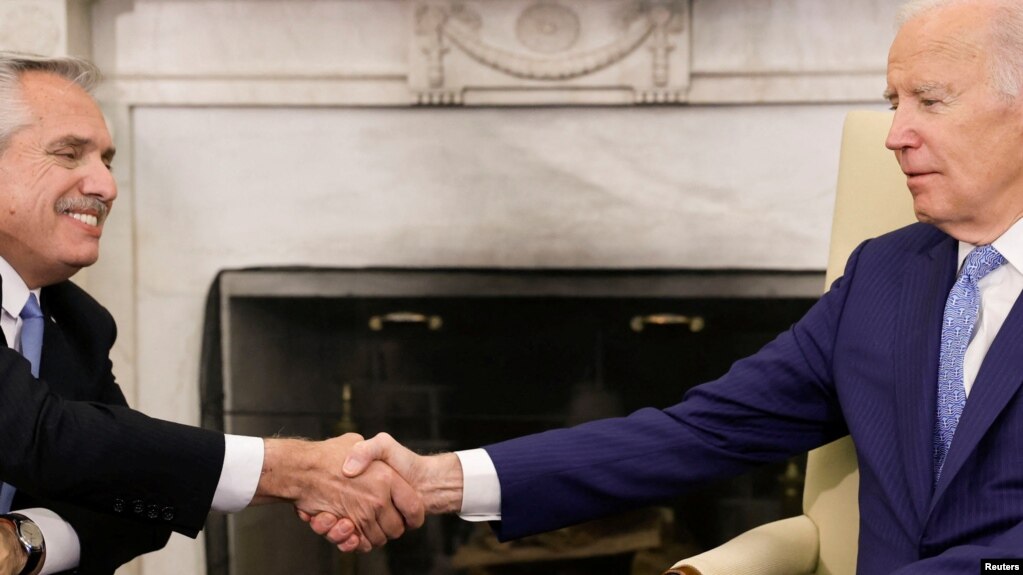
[897,0,1023,97]
[0,51,100,152]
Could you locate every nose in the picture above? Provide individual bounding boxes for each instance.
[81,157,118,204]
[885,106,920,152]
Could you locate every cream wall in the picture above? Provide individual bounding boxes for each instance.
[0,1,902,574]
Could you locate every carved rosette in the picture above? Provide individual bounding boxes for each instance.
[516,3,580,54]
[409,0,690,106]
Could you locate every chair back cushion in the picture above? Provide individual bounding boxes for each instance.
[806,110,915,575]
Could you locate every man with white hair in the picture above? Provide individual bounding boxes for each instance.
[0,54,424,574]
[330,0,1023,570]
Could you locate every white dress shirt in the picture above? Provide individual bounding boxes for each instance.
[455,219,1023,520]
[0,257,263,572]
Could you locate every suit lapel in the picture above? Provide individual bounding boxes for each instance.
[931,281,1023,508]
[0,274,6,348]
[893,235,957,524]
[37,287,81,398]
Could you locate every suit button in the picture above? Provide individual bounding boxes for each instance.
[162,507,175,522]
[132,500,144,514]
[146,504,159,520]
[113,499,124,513]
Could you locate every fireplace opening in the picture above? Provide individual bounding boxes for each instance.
[201,268,822,575]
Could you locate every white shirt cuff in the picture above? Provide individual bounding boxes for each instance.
[211,435,264,512]
[455,449,501,521]
[17,508,79,575]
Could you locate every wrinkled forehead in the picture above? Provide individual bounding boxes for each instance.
[886,7,993,91]
[891,8,989,65]
[892,2,994,64]
[18,70,112,145]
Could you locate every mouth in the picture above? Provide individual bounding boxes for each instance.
[64,212,99,227]
[904,170,938,184]
[55,197,109,229]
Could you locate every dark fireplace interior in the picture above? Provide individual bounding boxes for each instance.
[201,268,822,575]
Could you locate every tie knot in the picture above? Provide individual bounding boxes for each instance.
[962,244,1006,283]
[20,294,42,321]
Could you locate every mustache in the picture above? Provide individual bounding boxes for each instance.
[54,196,110,225]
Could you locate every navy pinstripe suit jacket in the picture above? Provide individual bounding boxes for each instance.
[485,222,1023,573]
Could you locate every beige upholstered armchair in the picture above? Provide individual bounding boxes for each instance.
[666,111,916,575]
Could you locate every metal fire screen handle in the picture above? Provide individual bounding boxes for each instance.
[630,313,705,333]
[368,311,444,331]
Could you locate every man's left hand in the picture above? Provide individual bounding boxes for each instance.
[0,519,27,575]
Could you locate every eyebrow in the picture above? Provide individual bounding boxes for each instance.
[912,82,949,96]
[882,82,951,102]
[52,135,117,163]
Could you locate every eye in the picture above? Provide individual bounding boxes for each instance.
[53,148,79,161]
[921,99,939,107]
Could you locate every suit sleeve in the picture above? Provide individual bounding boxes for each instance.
[10,345,174,574]
[0,336,224,537]
[0,281,230,537]
[483,243,868,541]
[17,496,171,575]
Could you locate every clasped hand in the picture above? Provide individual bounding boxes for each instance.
[294,432,463,553]
[257,433,427,553]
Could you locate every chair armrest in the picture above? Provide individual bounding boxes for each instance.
[663,514,819,575]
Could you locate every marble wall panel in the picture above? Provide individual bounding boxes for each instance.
[691,0,899,74]
[91,0,410,77]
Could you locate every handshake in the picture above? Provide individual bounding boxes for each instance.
[256,432,460,553]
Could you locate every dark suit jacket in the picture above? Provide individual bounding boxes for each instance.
[484,222,1023,573]
[0,279,225,573]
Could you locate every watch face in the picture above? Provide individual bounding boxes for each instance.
[19,521,42,549]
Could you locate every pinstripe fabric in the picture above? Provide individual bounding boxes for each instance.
[483,223,1023,574]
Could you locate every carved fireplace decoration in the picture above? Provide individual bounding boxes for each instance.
[411,0,690,105]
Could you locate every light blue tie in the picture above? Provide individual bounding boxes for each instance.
[934,245,1005,483]
[0,294,44,512]
[19,294,43,378]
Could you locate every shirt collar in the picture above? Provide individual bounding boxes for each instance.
[0,256,40,319]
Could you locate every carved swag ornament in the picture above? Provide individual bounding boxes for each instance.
[412,0,689,105]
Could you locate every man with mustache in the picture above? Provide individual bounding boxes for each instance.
[327,0,1023,571]
[0,55,423,574]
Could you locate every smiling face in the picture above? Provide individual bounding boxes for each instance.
[0,70,116,288]
[885,2,1023,244]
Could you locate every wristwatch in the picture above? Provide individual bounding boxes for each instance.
[0,513,44,575]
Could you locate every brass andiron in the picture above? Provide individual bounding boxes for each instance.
[335,383,357,436]
[778,459,806,518]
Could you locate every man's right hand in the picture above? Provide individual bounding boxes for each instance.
[298,432,466,551]
[252,434,425,552]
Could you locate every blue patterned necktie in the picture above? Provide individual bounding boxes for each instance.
[934,244,1005,482]
[0,294,44,512]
